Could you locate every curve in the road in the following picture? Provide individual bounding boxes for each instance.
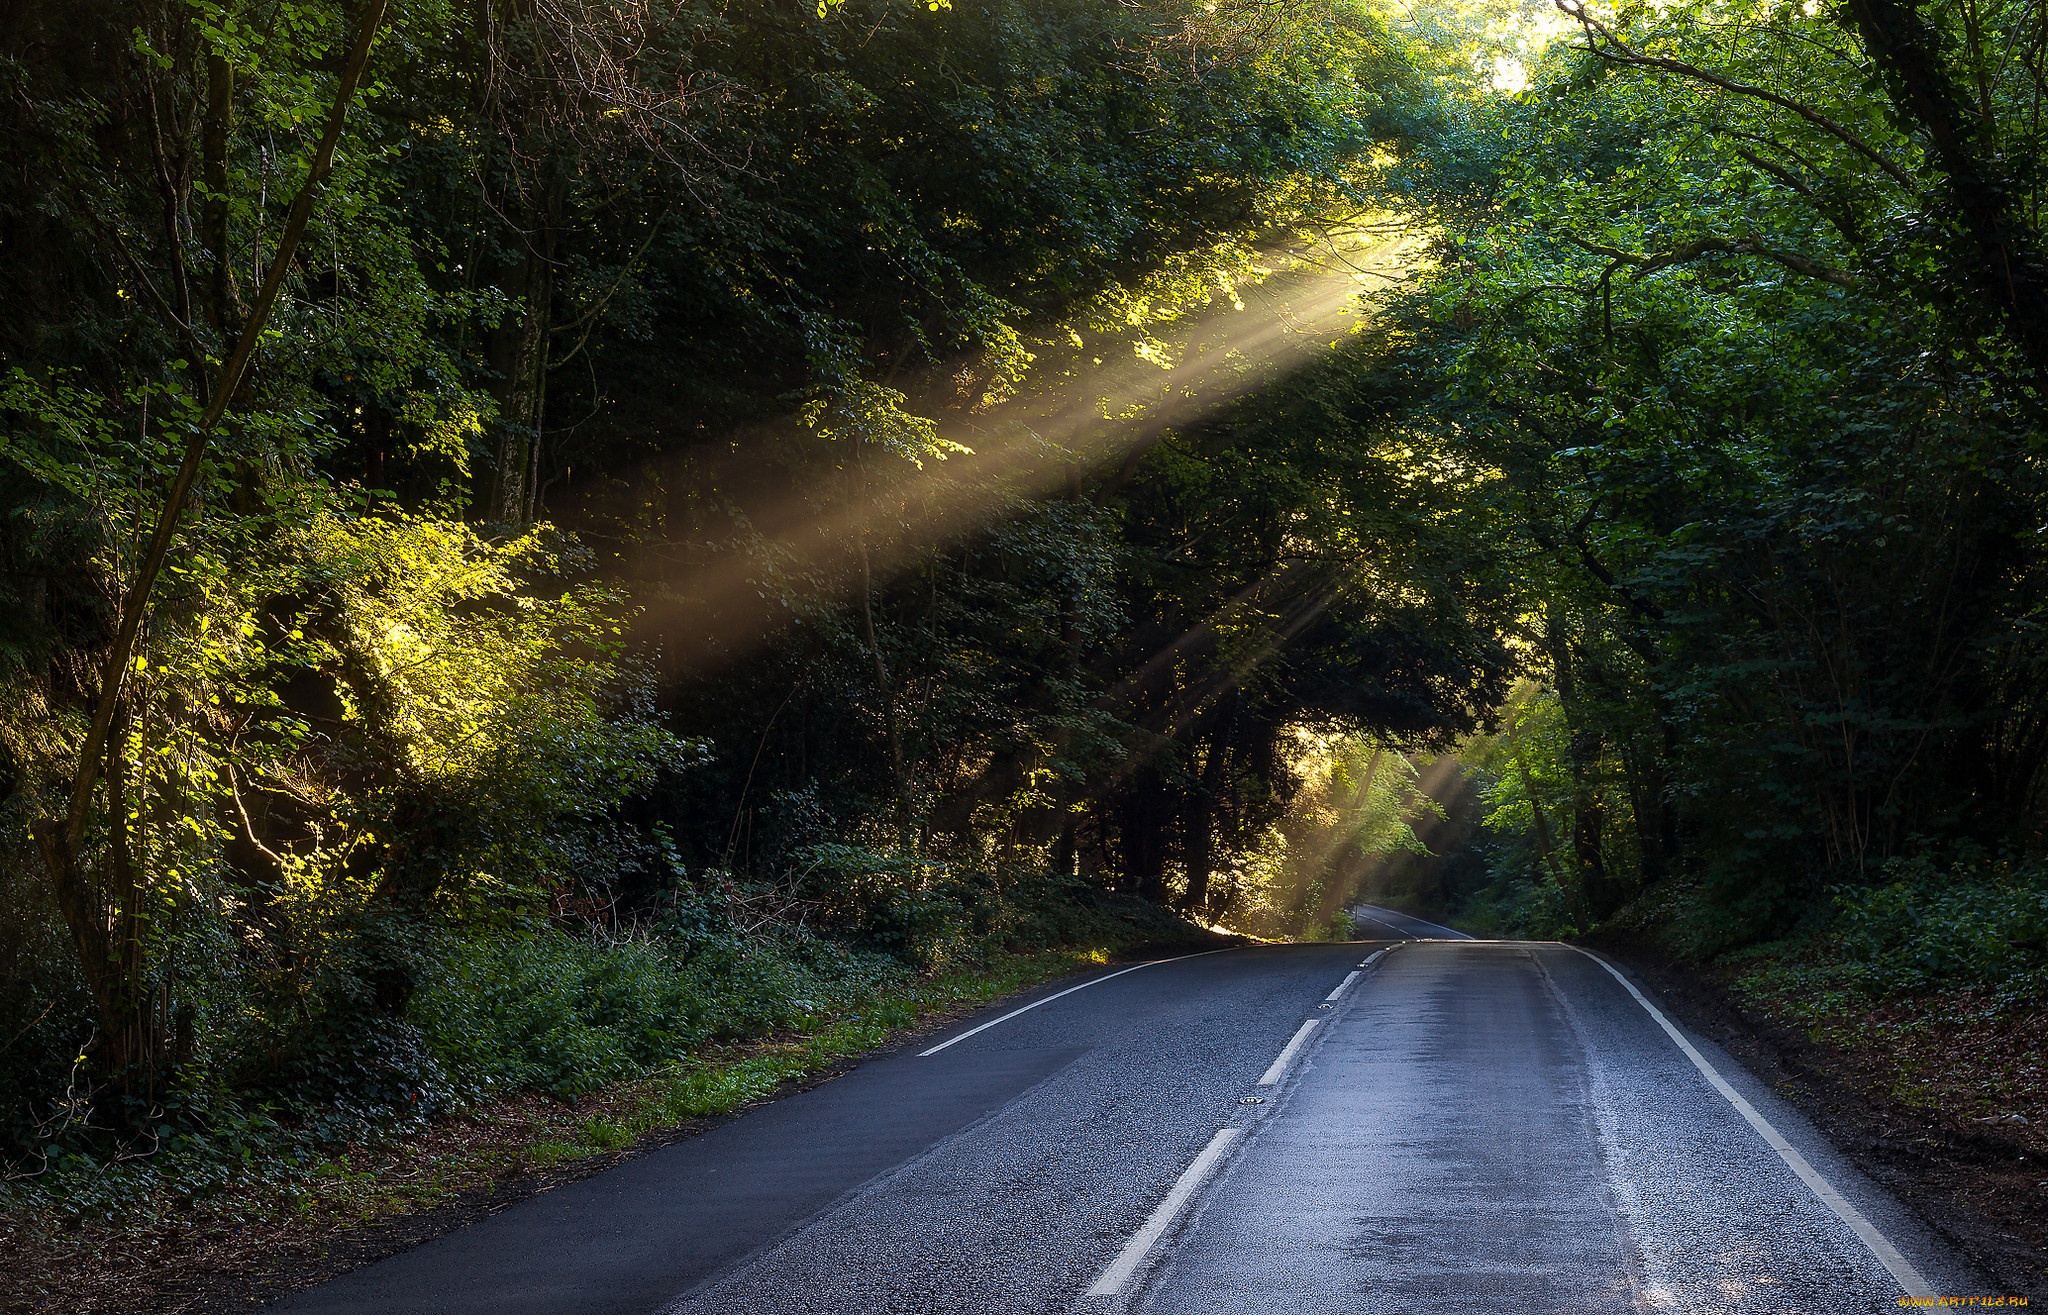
[918,948,1232,1056]
[1346,901,1472,941]
[273,934,1985,1315]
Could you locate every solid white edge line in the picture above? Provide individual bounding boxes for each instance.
[918,949,1228,1057]
[1256,1018,1320,1086]
[1355,947,1391,969]
[1324,970,1360,1002]
[1085,1127,1241,1296]
[1567,946,1936,1300]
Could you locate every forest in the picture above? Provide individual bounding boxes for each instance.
[2,0,2046,1237]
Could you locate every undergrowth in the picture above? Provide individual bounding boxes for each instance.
[0,940,1144,1313]
[1,855,1200,1240]
[1720,852,2048,1020]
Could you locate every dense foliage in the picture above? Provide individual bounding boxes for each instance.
[1374,0,2048,964]
[0,0,1507,1210]
[8,0,2045,1226]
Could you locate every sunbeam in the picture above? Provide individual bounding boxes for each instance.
[617,228,1417,679]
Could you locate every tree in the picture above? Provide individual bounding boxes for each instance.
[1377,0,2048,942]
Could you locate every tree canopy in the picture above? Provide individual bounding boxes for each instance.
[4,0,2046,1219]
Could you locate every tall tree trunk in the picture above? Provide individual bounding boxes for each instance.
[857,531,906,840]
[488,239,554,527]
[1547,615,1618,917]
[102,704,164,1102]
[1120,765,1170,902]
[1183,788,1214,914]
[1506,703,1574,913]
[1180,704,1231,913]
[1568,756,1613,914]
[33,0,389,1104]
[1841,0,2048,386]
[1624,737,1669,888]
[1051,827,1077,877]
[1050,462,1085,872]
[202,49,241,338]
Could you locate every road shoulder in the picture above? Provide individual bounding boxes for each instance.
[1586,934,2047,1300]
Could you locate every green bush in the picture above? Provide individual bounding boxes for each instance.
[413,935,695,1100]
[410,930,908,1101]
[797,844,980,971]
[1450,839,1581,940]
[1,853,1201,1228]
[1829,858,2048,1007]
[789,844,1201,967]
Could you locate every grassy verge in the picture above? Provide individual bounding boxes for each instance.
[1725,947,2045,1139]
[0,944,1140,1315]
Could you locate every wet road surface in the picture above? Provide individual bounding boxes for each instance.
[275,908,1984,1314]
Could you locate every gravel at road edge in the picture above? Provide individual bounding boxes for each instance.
[1586,933,2047,1300]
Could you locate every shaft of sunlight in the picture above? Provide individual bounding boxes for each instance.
[631,229,1416,675]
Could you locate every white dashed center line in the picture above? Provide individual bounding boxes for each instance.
[1085,1128,1240,1296]
[1256,1019,1320,1087]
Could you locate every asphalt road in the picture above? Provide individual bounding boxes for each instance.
[276,910,1986,1314]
